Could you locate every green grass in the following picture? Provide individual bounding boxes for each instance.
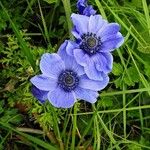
[0,0,150,149]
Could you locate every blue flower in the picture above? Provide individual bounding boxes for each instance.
[77,0,96,16]
[30,43,109,108]
[70,13,124,81]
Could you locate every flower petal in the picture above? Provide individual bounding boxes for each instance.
[79,74,109,91]
[30,75,57,91]
[66,40,79,56]
[77,0,87,14]
[58,42,84,75]
[89,15,107,34]
[74,87,98,103]
[98,23,120,37]
[71,13,89,35]
[74,49,89,67]
[31,86,48,103]
[48,87,76,108]
[92,53,113,73]
[72,27,82,40]
[83,5,96,16]
[40,53,65,78]
[101,32,124,52]
[84,58,103,81]
[58,40,78,56]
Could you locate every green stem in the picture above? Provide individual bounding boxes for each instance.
[61,0,73,39]
[51,107,64,150]
[71,103,77,150]
[122,84,126,139]
[93,106,121,150]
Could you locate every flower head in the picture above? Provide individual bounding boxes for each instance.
[77,0,96,16]
[70,13,124,80]
[30,41,109,108]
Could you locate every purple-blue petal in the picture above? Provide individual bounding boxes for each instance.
[77,0,87,14]
[101,32,124,52]
[58,41,85,75]
[72,28,82,40]
[83,5,96,16]
[98,23,120,37]
[79,74,109,91]
[74,48,89,67]
[48,87,76,108]
[40,53,65,78]
[92,52,113,73]
[61,40,78,56]
[74,87,98,103]
[71,13,89,35]
[30,75,57,91]
[31,86,48,103]
[84,58,104,81]
[77,0,96,16]
[89,15,107,33]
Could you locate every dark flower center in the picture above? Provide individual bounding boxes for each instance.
[58,70,79,92]
[80,33,101,55]
[87,37,97,48]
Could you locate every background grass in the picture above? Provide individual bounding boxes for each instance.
[0,0,150,149]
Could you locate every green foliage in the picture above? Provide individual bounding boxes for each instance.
[112,62,123,76]
[98,96,113,108]
[112,64,140,88]
[0,0,150,149]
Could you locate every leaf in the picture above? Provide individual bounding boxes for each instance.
[114,77,122,88]
[98,96,113,108]
[112,62,123,76]
[124,66,140,86]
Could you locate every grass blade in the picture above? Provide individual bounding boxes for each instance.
[0,121,58,150]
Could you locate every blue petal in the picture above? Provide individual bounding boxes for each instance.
[74,87,98,103]
[84,58,104,81]
[77,0,87,14]
[58,40,78,56]
[30,75,57,91]
[58,41,85,75]
[31,86,48,103]
[66,40,79,56]
[72,27,82,40]
[71,13,89,35]
[97,23,120,37]
[48,87,76,108]
[83,5,96,16]
[89,15,107,33]
[92,53,113,73]
[79,74,109,91]
[40,53,65,78]
[74,49,89,67]
[101,32,124,52]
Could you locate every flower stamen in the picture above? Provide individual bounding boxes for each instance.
[80,33,101,55]
[58,70,79,92]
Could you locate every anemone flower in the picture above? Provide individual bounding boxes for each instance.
[69,13,124,81]
[30,47,109,108]
[77,0,96,16]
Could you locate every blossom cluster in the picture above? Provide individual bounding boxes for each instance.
[30,0,124,108]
